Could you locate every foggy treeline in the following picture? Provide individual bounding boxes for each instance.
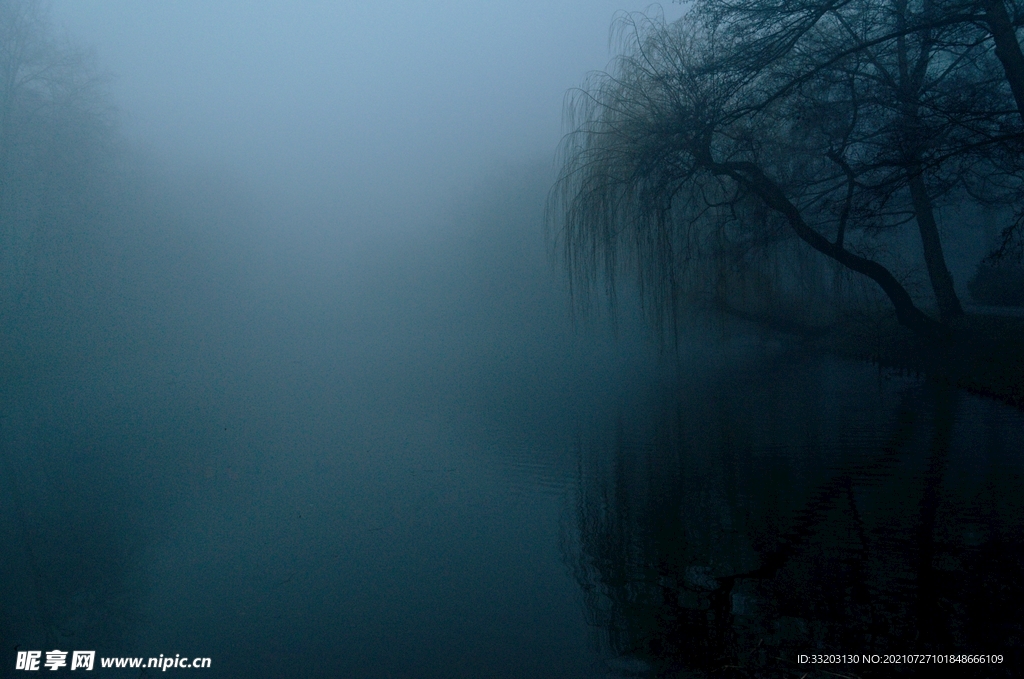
[0,0,113,342]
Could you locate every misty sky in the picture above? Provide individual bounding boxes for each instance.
[50,1,685,226]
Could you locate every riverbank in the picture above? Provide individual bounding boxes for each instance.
[815,310,1024,409]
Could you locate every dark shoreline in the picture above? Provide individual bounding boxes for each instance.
[812,311,1024,410]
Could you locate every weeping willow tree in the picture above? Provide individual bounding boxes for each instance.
[549,10,959,339]
[550,14,776,336]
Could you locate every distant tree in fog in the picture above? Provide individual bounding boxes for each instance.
[0,0,111,297]
[551,2,1024,336]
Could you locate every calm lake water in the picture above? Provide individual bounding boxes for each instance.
[4,340,1022,678]
[569,350,1024,678]
[1,188,1022,677]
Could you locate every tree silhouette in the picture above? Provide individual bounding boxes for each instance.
[551,4,1024,335]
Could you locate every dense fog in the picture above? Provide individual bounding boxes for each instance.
[50,2,685,225]
[1,2,684,676]
[4,2,1024,677]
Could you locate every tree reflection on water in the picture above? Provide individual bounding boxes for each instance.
[567,354,1024,677]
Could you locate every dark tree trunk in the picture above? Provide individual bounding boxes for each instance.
[893,3,964,322]
[981,0,1024,124]
[907,167,964,321]
[709,159,947,339]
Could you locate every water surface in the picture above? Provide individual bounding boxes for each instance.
[1,194,1021,677]
[569,351,1024,677]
